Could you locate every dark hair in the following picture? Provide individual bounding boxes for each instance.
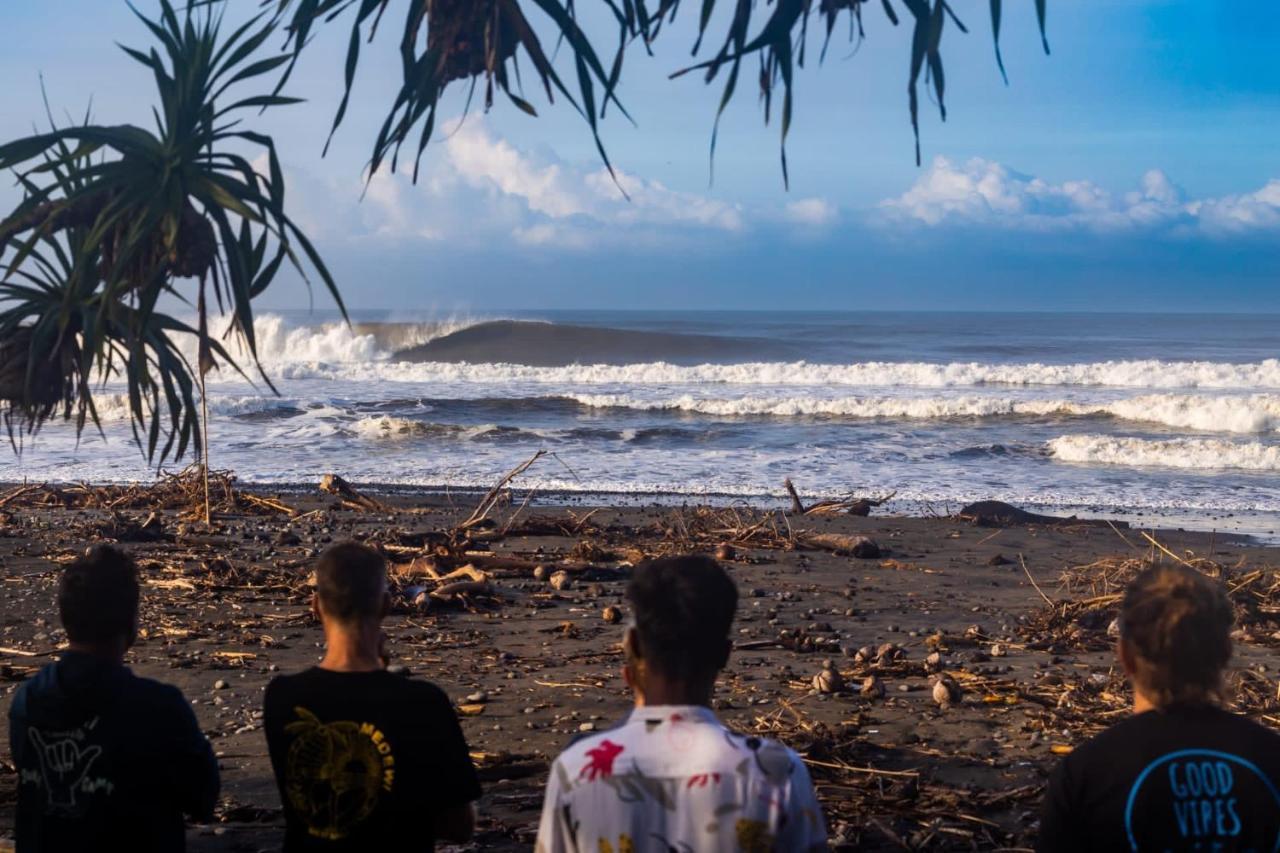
[315,542,387,624]
[1120,564,1234,708]
[59,545,140,645]
[626,555,738,684]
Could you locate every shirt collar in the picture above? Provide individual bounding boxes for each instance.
[627,704,722,727]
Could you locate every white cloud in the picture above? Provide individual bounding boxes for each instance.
[784,197,838,226]
[881,156,1280,236]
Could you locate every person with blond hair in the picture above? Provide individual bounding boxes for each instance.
[1038,563,1280,851]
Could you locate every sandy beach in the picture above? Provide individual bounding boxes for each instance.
[2,479,1278,851]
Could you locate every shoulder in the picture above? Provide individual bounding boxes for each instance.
[129,672,195,712]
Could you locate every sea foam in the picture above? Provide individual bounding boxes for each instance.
[1047,434,1280,471]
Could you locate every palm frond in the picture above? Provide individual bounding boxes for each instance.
[0,0,336,464]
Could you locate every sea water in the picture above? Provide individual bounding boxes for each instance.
[4,310,1278,537]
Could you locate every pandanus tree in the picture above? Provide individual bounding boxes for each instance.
[0,0,1047,468]
[261,0,1049,184]
[0,2,341,463]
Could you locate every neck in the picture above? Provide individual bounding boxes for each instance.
[66,640,127,664]
[319,621,383,673]
[634,678,714,709]
[1133,688,1158,715]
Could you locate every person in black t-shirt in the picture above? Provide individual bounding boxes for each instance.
[263,542,480,851]
[1039,563,1280,852]
[8,546,219,853]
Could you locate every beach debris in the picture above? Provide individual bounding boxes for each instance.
[715,543,736,561]
[783,478,896,517]
[812,659,845,694]
[990,643,1007,658]
[549,570,573,591]
[987,553,1012,566]
[860,675,885,699]
[875,643,903,665]
[457,450,548,532]
[403,584,431,610]
[853,645,876,664]
[319,473,389,512]
[924,651,944,672]
[800,533,882,559]
[602,605,622,624]
[932,674,961,708]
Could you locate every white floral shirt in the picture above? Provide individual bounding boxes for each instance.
[535,704,827,853]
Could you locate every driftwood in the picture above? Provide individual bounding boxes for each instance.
[799,533,882,558]
[784,479,896,517]
[319,474,389,513]
[957,500,1129,529]
[459,450,547,531]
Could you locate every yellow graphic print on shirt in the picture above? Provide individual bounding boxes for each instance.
[284,706,396,840]
[597,834,634,853]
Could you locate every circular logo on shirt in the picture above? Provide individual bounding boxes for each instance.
[1125,749,1280,852]
[284,707,396,841]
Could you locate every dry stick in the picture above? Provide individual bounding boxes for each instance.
[461,450,548,530]
[783,478,807,514]
[1018,553,1055,607]
[1106,519,1139,550]
[975,528,1003,547]
[1140,532,1195,568]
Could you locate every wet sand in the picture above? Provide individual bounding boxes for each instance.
[2,490,1278,851]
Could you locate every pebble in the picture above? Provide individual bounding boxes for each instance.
[579,722,596,733]
[467,691,488,703]
[213,680,229,691]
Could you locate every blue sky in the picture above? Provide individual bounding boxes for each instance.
[2,1,1278,311]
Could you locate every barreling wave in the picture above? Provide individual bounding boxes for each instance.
[275,357,1280,391]
[167,313,494,366]
[569,393,1280,434]
[1048,435,1280,471]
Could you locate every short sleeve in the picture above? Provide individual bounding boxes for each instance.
[1036,756,1081,853]
[779,753,827,851]
[420,686,482,808]
[534,758,575,853]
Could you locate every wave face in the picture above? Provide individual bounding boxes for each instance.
[10,310,1280,536]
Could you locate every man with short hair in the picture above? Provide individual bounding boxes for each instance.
[535,555,827,852]
[8,545,219,852]
[263,541,480,851]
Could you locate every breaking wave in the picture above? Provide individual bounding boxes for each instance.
[569,393,1280,434]
[276,357,1280,391]
[1048,435,1280,471]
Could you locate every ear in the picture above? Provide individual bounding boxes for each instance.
[623,625,642,661]
[1117,637,1136,678]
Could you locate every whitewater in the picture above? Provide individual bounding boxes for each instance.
[4,310,1279,537]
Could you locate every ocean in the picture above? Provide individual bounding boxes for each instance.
[5,310,1280,537]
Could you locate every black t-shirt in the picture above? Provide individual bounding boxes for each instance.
[263,667,481,852]
[8,652,219,853]
[1039,704,1280,852]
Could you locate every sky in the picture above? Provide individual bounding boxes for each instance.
[2,1,1278,312]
